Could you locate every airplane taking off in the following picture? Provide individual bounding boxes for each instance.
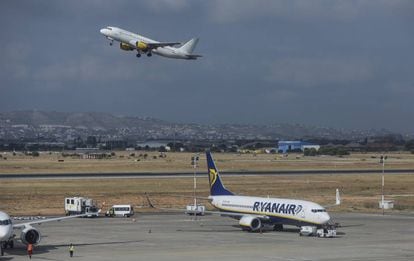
[0,211,87,256]
[202,152,340,232]
[100,26,202,60]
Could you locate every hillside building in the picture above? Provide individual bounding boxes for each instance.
[278,141,320,153]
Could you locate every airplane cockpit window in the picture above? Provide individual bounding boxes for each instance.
[0,219,11,225]
[311,209,326,213]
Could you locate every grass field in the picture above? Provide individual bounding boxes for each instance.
[1,151,414,174]
[1,151,413,215]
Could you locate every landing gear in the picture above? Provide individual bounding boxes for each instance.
[136,53,141,58]
[109,40,113,46]
[273,224,283,231]
[8,240,13,249]
[147,52,152,57]
[1,242,5,256]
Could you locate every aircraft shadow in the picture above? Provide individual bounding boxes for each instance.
[338,223,365,228]
[176,229,237,233]
[176,225,302,234]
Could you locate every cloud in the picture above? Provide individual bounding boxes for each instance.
[0,42,31,82]
[141,0,191,13]
[266,57,374,88]
[30,55,176,91]
[206,0,414,24]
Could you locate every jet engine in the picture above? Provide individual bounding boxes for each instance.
[119,43,134,51]
[20,227,41,245]
[135,41,148,51]
[239,215,262,231]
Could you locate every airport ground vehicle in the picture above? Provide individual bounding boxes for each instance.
[299,226,317,236]
[299,224,336,237]
[185,205,205,216]
[105,205,134,217]
[316,224,337,238]
[64,197,99,217]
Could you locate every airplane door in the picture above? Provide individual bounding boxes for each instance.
[300,206,306,219]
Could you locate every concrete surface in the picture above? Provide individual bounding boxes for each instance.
[3,212,414,260]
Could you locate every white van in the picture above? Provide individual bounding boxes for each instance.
[105,205,134,217]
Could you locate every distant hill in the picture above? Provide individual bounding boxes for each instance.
[0,110,396,140]
[0,111,166,130]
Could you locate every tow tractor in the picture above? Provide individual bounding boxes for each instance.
[300,224,337,238]
[316,224,337,238]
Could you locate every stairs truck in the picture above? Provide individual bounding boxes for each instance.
[64,197,99,217]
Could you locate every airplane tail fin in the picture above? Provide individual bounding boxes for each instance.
[206,151,234,196]
[178,38,199,54]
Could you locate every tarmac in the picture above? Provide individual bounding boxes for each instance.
[3,212,414,261]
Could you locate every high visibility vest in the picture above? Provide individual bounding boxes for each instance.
[69,246,74,251]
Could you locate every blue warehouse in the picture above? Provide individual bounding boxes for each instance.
[277,141,320,153]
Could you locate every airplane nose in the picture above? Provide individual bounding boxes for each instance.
[100,28,107,35]
[0,228,8,240]
[322,213,331,223]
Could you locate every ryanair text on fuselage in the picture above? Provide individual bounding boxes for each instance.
[253,201,303,215]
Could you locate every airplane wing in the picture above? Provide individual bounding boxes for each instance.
[165,194,211,201]
[152,205,269,220]
[13,213,88,229]
[147,42,181,48]
[186,54,203,60]
[144,194,269,220]
[202,209,269,220]
[128,40,181,50]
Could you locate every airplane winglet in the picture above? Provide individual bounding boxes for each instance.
[323,188,341,209]
[335,188,341,206]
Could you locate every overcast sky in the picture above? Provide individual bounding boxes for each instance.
[1,0,413,132]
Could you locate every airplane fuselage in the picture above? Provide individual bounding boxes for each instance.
[210,195,330,227]
[0,211,13,245]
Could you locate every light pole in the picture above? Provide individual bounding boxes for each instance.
[380,155,387,215]
[191,154,199,218]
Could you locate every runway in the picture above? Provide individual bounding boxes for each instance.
[3,212,414,260]
[1,168,414,180]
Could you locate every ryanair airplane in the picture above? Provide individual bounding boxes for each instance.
[204,152,339,232]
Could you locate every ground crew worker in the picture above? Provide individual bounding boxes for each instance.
[27,243,33,259]
[69,243,74,257]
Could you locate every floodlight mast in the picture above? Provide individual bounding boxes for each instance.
[380,155,387,215]
[191,154,200,219]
